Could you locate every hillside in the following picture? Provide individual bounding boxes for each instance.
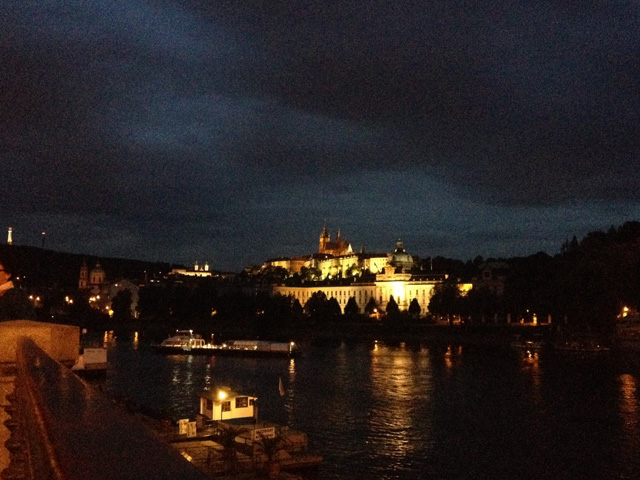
[0,244,177,289]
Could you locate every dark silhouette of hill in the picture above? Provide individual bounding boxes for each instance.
[0,244,176,290]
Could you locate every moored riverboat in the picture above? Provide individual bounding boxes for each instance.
[151,330,300,357]
[553,338,611,354]
[510,334,546,352]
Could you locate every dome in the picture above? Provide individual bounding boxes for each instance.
[389,240,413,270]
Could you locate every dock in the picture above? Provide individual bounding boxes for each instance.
[142,418,321,478]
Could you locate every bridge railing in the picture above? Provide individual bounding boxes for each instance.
[3,337,210,480]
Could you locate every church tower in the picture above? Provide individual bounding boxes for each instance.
[319,223,330,254]
[79,260,89,289]
[90,261,106,286]
[7,227,12,245]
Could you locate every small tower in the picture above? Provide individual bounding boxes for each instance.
[7,227,12,245]
[79,260,89,289]
[319,222,330,254]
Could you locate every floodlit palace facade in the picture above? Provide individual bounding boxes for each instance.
[268,225,446,314]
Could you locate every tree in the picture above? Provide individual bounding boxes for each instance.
[214,424,248,474]
[408,298,421,318]
[429,281,463,324]
[304,291,329,322]
[300,266,321,282]
[345,264,361,278]
[344,297,360,318]
[111,289,132,321]
[255,431,290,479]
[291,298,303,318]
[385,296,399,317]
[364,297,378,317]
[327,297,342,319]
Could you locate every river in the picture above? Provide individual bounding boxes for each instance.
[101,337,640,480]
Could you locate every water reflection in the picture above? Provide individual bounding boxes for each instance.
[520,350,541,404]
[284,358,297,425]
[103,341,640,480]
[443,344,462,371]
[368,343,434,467]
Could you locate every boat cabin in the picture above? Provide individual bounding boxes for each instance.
[161,330,206,349]
[200,387,257,421]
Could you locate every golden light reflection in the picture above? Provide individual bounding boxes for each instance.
[443,345,462,371]
[368,344,433,458]
[521,351,541,404]
[618,373,639,460]
[284,358,297,425]
[619,374,638,420]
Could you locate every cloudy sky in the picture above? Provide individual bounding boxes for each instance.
[2,1,639,270]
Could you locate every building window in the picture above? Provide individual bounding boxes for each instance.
[236,397,248,408]
[206,399,213,410]
[221,401,231,412]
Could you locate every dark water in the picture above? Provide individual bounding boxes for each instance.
[103,339,640,480]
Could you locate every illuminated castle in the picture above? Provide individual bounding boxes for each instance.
[319,224,353,256]
[267,225,446,314]
[265,225,417,279]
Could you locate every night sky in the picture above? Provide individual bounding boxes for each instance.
[2,1,639,270]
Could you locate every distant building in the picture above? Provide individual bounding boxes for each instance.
[271,231,444,315]
[472,262,509,296]
[170,261,215,277]
[318,223,353,256]
[78,260,139,318]
[79,260,89,289]
[263,224,393,279]
[274,261,444,314]
[79,260,107,290]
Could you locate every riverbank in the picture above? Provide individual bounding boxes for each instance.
[292,322,559,350]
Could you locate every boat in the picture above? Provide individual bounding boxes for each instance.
[553,338,611,354]
[510,334,546,352]
[614,312,640,351]
[151,330,300,357]
[71,346,108,378]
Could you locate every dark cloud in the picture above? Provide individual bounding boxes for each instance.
[1,1,639,269]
